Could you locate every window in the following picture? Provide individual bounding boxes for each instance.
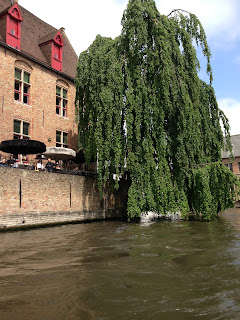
[56,86,68,117]
[14,68,30,104]
[6,5,23,49]
[13,119,30,140]
[10,18,18,36]
[53,43,61,60]
[225,163,233,172]
[56,131,68,148]
[51,32,63,71]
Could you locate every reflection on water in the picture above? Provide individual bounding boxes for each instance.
[0,209,240,319]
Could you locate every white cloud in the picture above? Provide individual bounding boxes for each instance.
[20,0,240,54]
[157,0,236,34]
[159,0,240,50]
[68,0,128,54]
[218,98,240,136]
[20,0,128,55]
[18,0,240,136]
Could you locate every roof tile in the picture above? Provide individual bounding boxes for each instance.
[222,134,240,159]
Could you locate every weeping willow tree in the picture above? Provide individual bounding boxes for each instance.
[75,0,239,220]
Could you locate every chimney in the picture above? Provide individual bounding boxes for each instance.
[13,0,18,3]
[60,27,65,34]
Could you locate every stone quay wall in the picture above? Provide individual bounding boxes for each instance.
[0,167,129,230]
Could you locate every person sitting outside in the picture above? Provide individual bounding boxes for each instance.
[0,158,7,167]
[37,160,44,171]
[45,158,54,172]
[55,161,60,170]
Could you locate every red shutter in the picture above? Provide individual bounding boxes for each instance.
[6,5,22,50]
[52,43,63,72]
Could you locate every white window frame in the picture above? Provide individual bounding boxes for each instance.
[225,163,233,172]
[56,130,68,148]
[13,119,30,140]
[14,68,31,104]
[56,86,68,118]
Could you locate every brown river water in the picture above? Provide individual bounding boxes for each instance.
[0,209,240,320]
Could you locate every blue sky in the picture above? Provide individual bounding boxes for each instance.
[21,0,240,135]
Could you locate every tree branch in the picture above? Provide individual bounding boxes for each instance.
[167,9,192,17]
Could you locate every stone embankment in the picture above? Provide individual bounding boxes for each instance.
[0,167,128,230]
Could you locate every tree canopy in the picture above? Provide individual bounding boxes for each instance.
[75,0,239,220]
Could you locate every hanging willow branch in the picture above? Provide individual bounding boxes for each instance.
[75,0,239,220]
[167,9,192,17]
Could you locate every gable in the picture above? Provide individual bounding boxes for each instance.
[8,3,22,21]
[53,31,63,46]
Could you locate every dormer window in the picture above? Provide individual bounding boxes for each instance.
[53,43,61,60]
[39,30,64,72]
[10,17,18,35]
[6,4,23,50]
[52,33,63,72]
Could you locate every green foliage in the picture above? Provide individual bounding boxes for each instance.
[75,0,238,220]
[188,162,240,220]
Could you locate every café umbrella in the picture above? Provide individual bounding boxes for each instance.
[0,139,46,155]
[42,146,76,161]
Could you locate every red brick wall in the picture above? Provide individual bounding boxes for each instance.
[0,167,129,229]
[0,46,78,160]
[222,157,240,176]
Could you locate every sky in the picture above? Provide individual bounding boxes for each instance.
[20,0,240,136]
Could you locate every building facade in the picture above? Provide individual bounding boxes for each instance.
[0,0,78,161]
[222,134,240,177]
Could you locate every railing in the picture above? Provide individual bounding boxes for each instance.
[0,161,97,176]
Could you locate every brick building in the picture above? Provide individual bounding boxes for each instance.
[222,134,240,177]
[0,0,78,162]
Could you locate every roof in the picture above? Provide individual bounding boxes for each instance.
[222,134,240,159]
[0,0,10,16]
[0,0,78,79]
[38,30,60,45]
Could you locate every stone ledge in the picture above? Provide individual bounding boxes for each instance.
[0,209,126,231]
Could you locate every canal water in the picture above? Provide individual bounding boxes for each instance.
[0,209,240,320]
